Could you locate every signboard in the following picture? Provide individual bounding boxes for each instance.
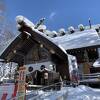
[0,84,17,100]
[17,66,26,100]
[18,66,26,81]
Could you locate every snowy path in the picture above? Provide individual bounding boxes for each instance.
[67,85,100,100]
[27,85,100,100]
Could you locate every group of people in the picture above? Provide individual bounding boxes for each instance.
[26,65,50,85]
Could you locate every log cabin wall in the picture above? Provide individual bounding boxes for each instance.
[24,44,70,80]
[51,54,70,80]
[24,44,51,64]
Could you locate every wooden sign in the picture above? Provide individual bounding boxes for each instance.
[17,66,26,100]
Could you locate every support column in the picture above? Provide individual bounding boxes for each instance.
[83,49,90,74]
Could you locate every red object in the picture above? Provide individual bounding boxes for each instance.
[11,83,18,100]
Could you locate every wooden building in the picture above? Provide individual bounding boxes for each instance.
[0,16,100,84]
[53,29,100,75]
[0,16,70,82]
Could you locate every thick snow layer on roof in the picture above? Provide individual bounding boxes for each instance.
[16,15,35,28]
[53,29,100,50]
[16,15,100,50]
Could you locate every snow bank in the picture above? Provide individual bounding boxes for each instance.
[26,85,100,100]
[35,85,100,100]
[67,85,100,100]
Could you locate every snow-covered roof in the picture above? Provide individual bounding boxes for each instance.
[15,16,100,50]
[1,15,100,62]
[53,29,100,50]
[0,16,68,62]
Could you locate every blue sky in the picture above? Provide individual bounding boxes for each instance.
[4,0,100,30]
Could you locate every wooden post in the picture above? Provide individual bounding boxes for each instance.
[17,66,26,100]
[83,62,90,74]
[83,49,90,74]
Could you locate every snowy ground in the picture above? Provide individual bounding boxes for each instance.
[67,85,100,100]
[27,85,100,100]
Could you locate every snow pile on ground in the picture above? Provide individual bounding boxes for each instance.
[67,85,100,100]
[42,88,68,100]
[27,85,100,100]
[42,85,100,100]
